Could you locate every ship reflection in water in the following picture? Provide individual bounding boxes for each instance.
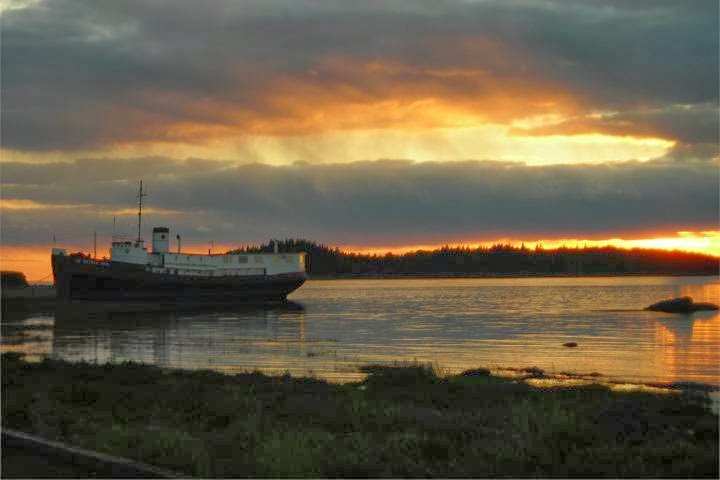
[1,276,719,386]
[48,301,337,380]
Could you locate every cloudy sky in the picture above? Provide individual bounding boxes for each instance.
[1,0,718,278]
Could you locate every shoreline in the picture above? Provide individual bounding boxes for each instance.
[308,272,719,280]
[3,272,718,288]
[2,353,718,477]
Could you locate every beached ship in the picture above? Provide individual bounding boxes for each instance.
[51,184,306,304]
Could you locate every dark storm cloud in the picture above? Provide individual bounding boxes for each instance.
[1,0,717,150]
[0,157,226,188]
[1,157,717,247]
[513,103,720,145]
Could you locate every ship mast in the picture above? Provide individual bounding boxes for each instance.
[136,180,147,246]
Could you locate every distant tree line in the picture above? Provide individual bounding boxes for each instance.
[230,239,719,276]
[0,271,28,288]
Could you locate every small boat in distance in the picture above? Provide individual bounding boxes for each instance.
[51,182,306,304]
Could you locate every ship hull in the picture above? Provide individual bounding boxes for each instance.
[52,255,306,304]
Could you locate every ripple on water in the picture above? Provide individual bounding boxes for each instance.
[1,276,718,385]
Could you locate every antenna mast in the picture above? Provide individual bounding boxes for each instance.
[136,180,147,245]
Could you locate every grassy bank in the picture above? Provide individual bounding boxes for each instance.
[2,353,718,478]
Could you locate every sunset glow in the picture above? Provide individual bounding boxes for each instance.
[0,126,675,167]
[2,6,720,477]
[1,0,717,281]
[4,233,717,283]
[341,232,720,257]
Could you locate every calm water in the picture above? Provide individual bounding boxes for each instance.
[2,276,719,385]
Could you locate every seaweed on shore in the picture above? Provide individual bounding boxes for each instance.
[2,353,718,478]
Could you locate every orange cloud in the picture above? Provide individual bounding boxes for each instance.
[0,198,181,214]
[510,103,718,145]
[0,34,682,165]
[113,37,587,145]
[0,199,88,210]
[31,50,671,165]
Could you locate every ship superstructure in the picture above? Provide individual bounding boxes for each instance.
[109,226,305,279]
[51,183,306,304]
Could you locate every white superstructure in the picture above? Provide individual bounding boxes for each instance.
[152,227,170,253]
[110,226,305,277]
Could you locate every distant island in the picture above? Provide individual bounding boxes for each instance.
[231,240,719,277]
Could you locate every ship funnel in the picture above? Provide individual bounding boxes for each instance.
[152,227,170,253]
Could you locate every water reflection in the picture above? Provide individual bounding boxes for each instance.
[1,276,718,385]
[0,307,54,358]
[50,302,308,374]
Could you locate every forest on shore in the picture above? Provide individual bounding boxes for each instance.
[232,240,719,276]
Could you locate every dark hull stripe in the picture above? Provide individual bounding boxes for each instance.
[52,255,306,303]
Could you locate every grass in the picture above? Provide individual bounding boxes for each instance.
[2,353,718,477]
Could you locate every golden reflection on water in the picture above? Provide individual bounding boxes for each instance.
[1,276,719,386]
[680,281,720,303]
[525,377,681,395]
[0,312,54,360]
[648,280,720,385]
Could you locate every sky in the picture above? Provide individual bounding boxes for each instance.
[1,0,718,279]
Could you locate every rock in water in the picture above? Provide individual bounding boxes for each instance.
[562,342,578,348]
[645,296,719,314]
